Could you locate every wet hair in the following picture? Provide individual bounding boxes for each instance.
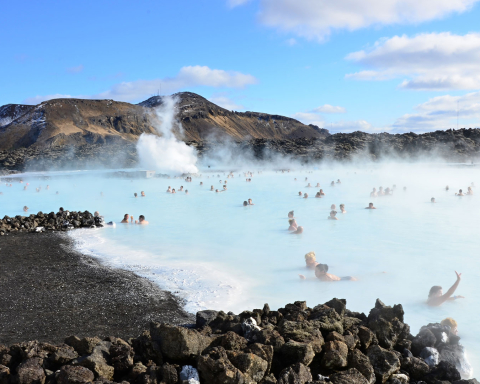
[330,210,337,216]
[243,201,248,206]
[316,263,329,273]
[134,193,138,197]
[139,215,145,220]
[428,286,442,297]
[305,252,316,261]
[124,214,129,218]
[441,317,458,329]
[340,204,345,208]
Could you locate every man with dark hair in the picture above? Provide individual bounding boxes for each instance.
[135,215,149,225]
[427,271,464,306]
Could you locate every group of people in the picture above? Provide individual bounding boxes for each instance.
[121,213,149,225]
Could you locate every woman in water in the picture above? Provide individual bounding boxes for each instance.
[166,186,171,193]
[427,271,464,306]
[328,210,338,220]
[288,219,298,231]
[315,264,356,281]
[304,193,308,198]
[340,204,346,213]
[319,189,325,196]
[315,192,322,198]
[304,252,319,269]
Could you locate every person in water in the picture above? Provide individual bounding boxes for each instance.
[304,251,318,269]
[315,183,320,187]
[314,264,356,281]
[365,202,376,209]
[328,210,338,220]
[121,214,130,223]
[446,185,449,191]
[288,210,294,218]
[319,189,325,196]
[315,192,322,198]
[248,198,254,205]
[141,191,145,197]
[370,188,377,198]
[340,204,346,213]
[304,193,308,198]
[330,204,336,210]
[134,193,138,198]
[427,271,464,306]
[291,226,303,234]
[431,197,436,203]
[306,183,312,188]
[288,219,298,231]
[456,189,464,196]
[337,179,341,184]
[330,181,335,186]
[243,201,248,206]
[185,190,189,194]
[172,189,176,194]
[200,182,203,186]
[135,215,149,225]
[466,186,473,195]
[23,206,28,212]
[166,186,172,193]
[210,185,214,191]
[298,191,302,196]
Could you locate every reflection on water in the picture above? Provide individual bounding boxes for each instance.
[1,163,479,374]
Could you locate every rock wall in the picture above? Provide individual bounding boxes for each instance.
[0,299,475,384]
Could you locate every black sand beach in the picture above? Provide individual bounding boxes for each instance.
[0,231,194,345]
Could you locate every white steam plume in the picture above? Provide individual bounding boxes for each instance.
[137,96,198,174]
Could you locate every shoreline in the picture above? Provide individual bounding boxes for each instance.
[0,231,194,345]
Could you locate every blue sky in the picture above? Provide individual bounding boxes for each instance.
[1,0,480,133]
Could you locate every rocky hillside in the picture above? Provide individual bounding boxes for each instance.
[0,93,327,151]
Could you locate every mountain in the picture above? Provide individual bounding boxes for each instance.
[0,92,328,151]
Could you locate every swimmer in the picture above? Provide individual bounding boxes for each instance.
[46,185,49,190]
[315,183,320,187]
[378,187,384,196]
[446,185,449,191]
[294,178,297,181]
[23,206,28,212]
[370,188,377,197]
[288,210,294,218]
[288,219,298,231]
[315,192,321,198]
[427,271,464,306]
[431,197,436,203]
[441,318,458,336]
[314,264,356,281]
[291,226,303,234]
[455,189,464,196]
[304,193,308,198]
[330,204,336,210]
[121,214,130,223]
[167,186,172,193]
[319,189,325,196]
[248,198,254,205]
[134,193,138,198]
[135,215,149,225]
[24,186,27,190]
[185,190,188,194]
[466,187,473,195]
[337,179,341,184]
[179,186,183,191]
[243,201,248,206]
[211,185,214,191]
[223,185,227,190]
[200,182,203,186]
[306,183,312,188]
[328,210,338,220]
[385,187,391,195]
[305,251,318,269]
[330,181,335,186]
[141,191,145,197]
[340,204,346,213]
[305,177,308,181]
[172,189,176,194]
[365,202,376,209]
[298,191,302,196]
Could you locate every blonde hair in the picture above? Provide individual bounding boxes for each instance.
[441,317,458,329]
[305,252,316,262]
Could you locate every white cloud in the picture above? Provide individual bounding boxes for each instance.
[285,38,297,46]
[24,66,257,104]
[391,91,480,132]
[314,104,346,114]
[346,33,480,90]
[24,94,74,104]
[256,0,479,41]
[209,94,244,110]
[67,65,84,74]
[228,0,252,7]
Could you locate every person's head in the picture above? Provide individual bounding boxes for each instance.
[185,190,188,194]
[459,189,463,193]
[431,197,435,202]
[331,204,336,210]
[59,207,64,212]
[216,189,219,192]
[94,211,100,217]
[468,186,472,190]
[315,263,328,277]
[428,285,443,298]
[139,215,145,222]
[304,193,308,198]
[320,189,323,193]
[288,210,294,218]
[124,214,129,220]
[305,251,316,263]
[243,201,248,206]
[340,204,345,210]
[441,317,458,335]
[298,191,302,196]
[172,189,176,192]
[134,193,138,197]
[369,202,374,208]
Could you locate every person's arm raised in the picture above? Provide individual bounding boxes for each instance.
[439,271,462,305]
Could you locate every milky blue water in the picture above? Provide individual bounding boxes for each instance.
[1,163,479,376]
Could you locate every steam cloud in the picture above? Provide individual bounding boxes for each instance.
[137,96,198,174]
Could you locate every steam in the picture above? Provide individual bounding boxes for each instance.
[137,96,198,174]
